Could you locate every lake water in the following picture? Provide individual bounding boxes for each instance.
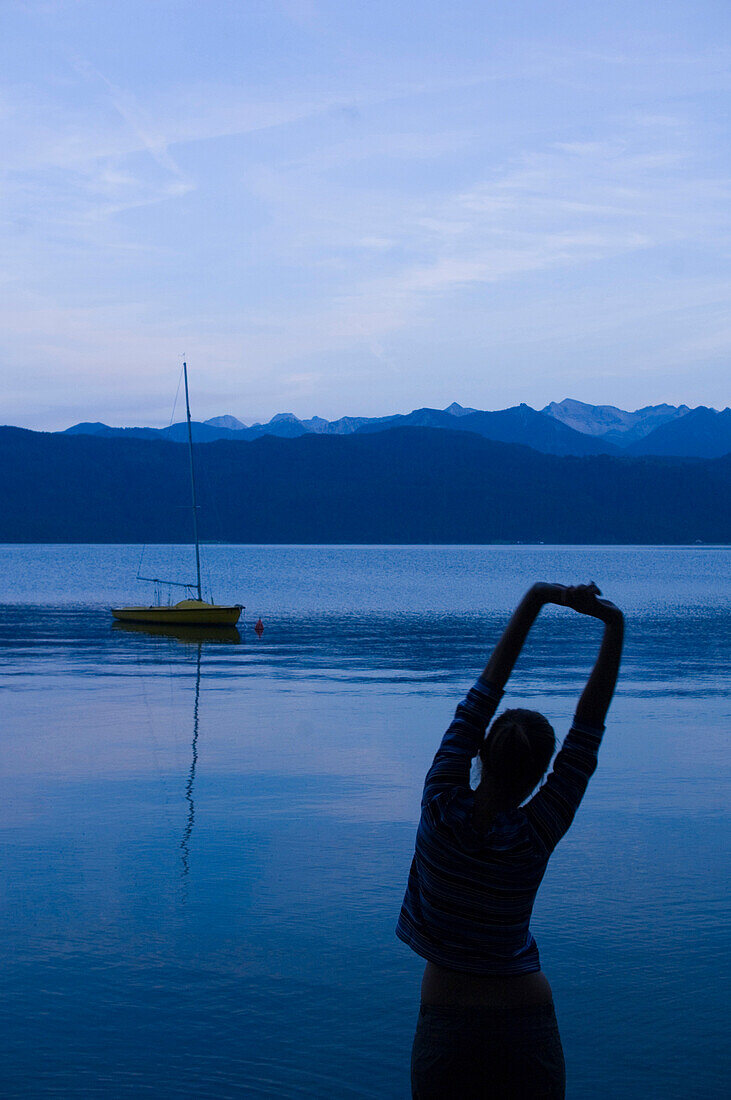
[1,545,729,1098]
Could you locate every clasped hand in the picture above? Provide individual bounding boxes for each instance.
[534,581,622,621]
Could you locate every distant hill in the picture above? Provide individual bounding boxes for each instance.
[205,415,247,430]
[359,404,620,456]
[1,425,728,544]
[255,402,618,452]
[63,418,306,444]
[542,398,690,445]
[415,404,615,455]
[59,398,723,457]
[624,407,731,458]
[62,402,615,456]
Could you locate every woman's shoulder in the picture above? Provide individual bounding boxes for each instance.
[422,786,475,832]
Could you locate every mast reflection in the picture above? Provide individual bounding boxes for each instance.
[111,620,242,898]
[180,642,202,892]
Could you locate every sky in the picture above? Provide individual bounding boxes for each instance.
[1,0,730,429]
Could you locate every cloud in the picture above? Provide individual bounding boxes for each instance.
[6,103,731,423]
[74,60,189,183]
[2,12,731,421]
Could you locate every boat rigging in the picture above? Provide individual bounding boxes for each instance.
[111,362,243,627]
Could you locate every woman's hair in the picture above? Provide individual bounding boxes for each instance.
[478,708,556,807]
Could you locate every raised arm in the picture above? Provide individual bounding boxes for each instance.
[481,581,568,690]
[422,583,621,811]
[563,585,625,728]
[421,582,561,807]
[524,585,624,851]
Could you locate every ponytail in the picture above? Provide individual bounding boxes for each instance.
[479,709,555,807]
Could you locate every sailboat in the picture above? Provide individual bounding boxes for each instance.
[112,362,243,627]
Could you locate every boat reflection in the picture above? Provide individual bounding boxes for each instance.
[112,620,242,645]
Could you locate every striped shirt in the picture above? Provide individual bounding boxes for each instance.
[396,676,604,975]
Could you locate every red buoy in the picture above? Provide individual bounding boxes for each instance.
[254,618,264,637]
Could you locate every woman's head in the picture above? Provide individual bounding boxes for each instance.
[478,708,555,807]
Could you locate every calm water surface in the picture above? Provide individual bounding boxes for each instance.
[1,545,729,1098]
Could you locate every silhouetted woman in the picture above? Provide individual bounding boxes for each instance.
[397,581,624,1099]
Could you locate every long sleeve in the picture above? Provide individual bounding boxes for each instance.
[421,677,504,808]
[524,718,604,852]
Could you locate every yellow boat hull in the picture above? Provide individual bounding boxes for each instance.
[112,599,243,626]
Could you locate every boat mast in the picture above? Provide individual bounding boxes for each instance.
[183,361,203,601]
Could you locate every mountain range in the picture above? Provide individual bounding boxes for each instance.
[62,399,731,459]
[2,424,729,544]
